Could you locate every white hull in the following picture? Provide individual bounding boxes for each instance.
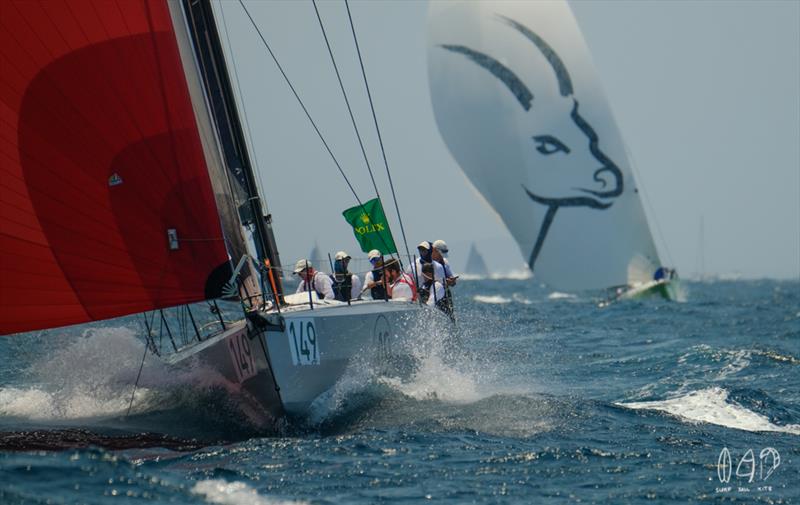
[166,300,435,424]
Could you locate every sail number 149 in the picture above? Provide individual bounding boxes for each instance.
[286,319,320,366]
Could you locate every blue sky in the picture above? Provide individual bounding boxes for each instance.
[215,0,799,281]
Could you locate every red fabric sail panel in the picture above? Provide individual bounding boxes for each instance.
[0,0,230,334]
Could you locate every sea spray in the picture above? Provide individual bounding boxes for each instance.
[192,479,309,505]
[0,326,271,438]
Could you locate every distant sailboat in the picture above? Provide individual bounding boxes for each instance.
[308,242,324,273]
[463,243,490,279]
[1,0,441,428]
[426,0,678,300]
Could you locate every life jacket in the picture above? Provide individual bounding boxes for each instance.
[418,280,432,304]
[330,273,352,302]
[370,267,386,300]
[390,273,418,302]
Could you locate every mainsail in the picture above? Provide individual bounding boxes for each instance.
[0,0,242,334]
[464,243,489,279]
[426,0,662,291]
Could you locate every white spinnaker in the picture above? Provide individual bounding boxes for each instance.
[427,0,660,291]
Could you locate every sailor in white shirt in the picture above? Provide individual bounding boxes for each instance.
[406,241,445,286]
[293,258,335,300]
[419,262,446,307]
[432,239,458,286]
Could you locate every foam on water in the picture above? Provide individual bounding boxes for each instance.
[473,294,512,304]
[548,291,577,300]
[385,351,482,404]
[192,480,308,505]
[0,326,254,427]
[0,327,157,419]
[490,268,533,280]
[618,387,800,435]
[459,274,487,281]
[307,316,516,428]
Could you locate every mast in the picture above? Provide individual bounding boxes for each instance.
[179,0,284,302]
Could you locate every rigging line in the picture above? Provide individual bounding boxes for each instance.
[236,0,361,203]
[623,141,675,267]
[126,328,149,417]
[236,0,398,257]
[344,0,411,264]
[312,0,381,202]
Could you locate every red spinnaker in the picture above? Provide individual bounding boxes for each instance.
[0,0,230,334]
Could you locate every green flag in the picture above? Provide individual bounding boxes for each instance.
[342,198,397,254]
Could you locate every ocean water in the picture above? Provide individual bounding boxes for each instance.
[0,279,798,504]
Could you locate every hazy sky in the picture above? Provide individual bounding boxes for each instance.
[213,0,799,281]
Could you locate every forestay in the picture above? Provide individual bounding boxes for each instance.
[426,0,661,291]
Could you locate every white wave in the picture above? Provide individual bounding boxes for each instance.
[0,385,143,420]
[385,352,482,404]
[459,273,487,281]
[512,293,533,305]
[309,316,486,422]
[716,350,751,380]
[473,295,511,304]
[192,480,307,505]
[490,268,532,280]
[547,291,576,300]
[0,326,239,421]
[618,387,800,435]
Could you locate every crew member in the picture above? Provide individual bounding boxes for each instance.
[431,240,457,320]
[432,239,458,286]
[406,241,444,287]
[385,259,417,301]
[331,250,362,301]
[363,249,387,300]
[293,258,335,300]
[418,262,446,310]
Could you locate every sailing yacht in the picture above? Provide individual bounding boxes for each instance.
[425,0,678,301]
[0,0,442,427]
[463,243,490,280]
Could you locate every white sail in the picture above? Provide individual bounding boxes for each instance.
[464,243,490,278]
[426,0,662,291]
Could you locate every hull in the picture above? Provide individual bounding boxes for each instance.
[165,320,284,426]
[166,301,429,423]
[267,301,426,415]
[618,279,679,301]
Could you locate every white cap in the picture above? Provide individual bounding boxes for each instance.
[417,241,431,250]
[433,239,449,256]
[293,259,312,274]
[367,249,382,260]
[334,251,351,261]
